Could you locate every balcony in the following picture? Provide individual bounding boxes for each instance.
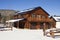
[27,17,52,22]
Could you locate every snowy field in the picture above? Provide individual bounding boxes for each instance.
[0,27,60,40]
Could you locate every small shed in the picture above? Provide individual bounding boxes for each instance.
[53,16,60,28]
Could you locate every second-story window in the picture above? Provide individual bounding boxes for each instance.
[42,16,46,18]
[32,14,35,18]
[37,15,41,18]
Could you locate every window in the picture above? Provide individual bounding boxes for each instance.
[32,14,35,17]
[42,16,46,18]
[37,15,41,18]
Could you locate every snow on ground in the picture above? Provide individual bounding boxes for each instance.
[0,27,60,40]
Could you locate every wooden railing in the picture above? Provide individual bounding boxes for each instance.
[27,17,52,22]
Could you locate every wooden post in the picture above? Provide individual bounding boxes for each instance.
[11,22,13,31]
[8,22,13,31]
[28,22,31,29]
[51,22,53,28]
[43,23,46,36]
[24,21,30,29]
[36,22,40,29]
[17,21,19,28]
[11,24,13,31]
[24,22,27,29]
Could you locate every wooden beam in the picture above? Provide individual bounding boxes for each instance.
[43,23,46,36]
[17,21,19,28]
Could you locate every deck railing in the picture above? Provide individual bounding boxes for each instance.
[27,17,52,22]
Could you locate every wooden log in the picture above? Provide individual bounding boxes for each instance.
[43,23,46,36]
[50,30,55,38]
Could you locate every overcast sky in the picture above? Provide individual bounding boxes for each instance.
[0,0,60,15]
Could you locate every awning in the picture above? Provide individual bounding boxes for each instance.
[6,18,24,23]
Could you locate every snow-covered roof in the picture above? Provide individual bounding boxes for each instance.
[18,8,34,13]
[6,18,24,22]
[53,16,60,22]
[17,7,50,16]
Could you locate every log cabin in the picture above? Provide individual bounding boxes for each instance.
[14,7,56,29]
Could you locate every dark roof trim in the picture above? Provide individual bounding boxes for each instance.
[50,16,56,22]
[35,7,50,16]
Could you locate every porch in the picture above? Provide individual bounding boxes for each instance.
[14,18,55,29]
[24,22,53,29]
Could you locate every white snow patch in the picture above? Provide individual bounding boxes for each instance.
[0,27,60,40]
[56,22,60,28]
